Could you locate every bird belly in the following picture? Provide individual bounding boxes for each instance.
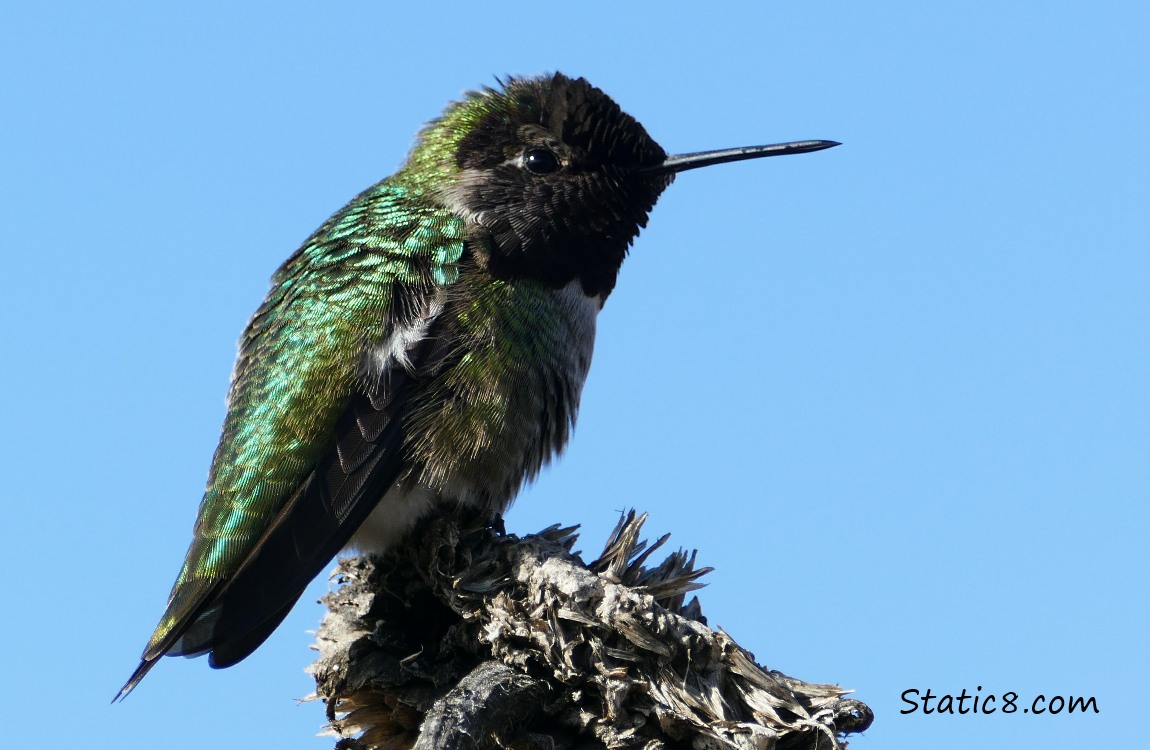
[346,482,439,555]
[346,279,601,556]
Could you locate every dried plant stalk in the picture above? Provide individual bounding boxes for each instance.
[309,511,872,749]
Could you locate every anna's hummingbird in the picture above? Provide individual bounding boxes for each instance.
[117,72,836,699]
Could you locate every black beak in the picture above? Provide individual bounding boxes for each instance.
[643,140,840,176]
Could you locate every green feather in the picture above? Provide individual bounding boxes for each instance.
[149,181,464,652]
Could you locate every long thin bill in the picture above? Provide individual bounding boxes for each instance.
[644,139,840,175]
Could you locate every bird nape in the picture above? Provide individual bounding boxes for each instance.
[115,72,837,701]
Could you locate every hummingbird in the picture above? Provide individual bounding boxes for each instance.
[117,72,837,700]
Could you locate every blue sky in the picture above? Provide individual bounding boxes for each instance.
[2,2,1146,748]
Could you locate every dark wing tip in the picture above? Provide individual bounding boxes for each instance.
[113,657,159,703]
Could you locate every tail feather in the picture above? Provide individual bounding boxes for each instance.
[209,600,298,669]
[114,657,160,703]
[116,383,414,700]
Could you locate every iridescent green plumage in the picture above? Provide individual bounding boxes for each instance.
[119,73,836,700]
[149,182,465,653]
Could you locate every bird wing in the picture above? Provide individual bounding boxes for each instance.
[117,179,465,699]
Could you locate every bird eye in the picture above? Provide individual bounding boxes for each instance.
[523,148,560,175]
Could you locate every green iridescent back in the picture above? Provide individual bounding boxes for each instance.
[149,180,464,654]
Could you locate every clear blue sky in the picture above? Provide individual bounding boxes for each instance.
[3,2,1146,748]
